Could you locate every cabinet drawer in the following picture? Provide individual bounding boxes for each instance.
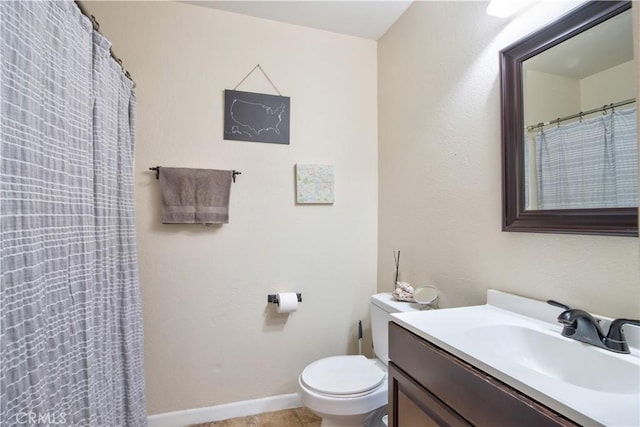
[389,322,577,427]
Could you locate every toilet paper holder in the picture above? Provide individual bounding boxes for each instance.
[268,293,302,304]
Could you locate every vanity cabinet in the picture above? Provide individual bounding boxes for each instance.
[388,322,579,427]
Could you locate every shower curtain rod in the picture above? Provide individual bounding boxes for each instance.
[526,98,636,131]
[74,1,135,87]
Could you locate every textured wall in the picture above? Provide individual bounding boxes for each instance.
[85,1,378,414]
[378,1,639,317]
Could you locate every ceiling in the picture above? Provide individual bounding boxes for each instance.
[183,1,414,40]
[524,8,633,80]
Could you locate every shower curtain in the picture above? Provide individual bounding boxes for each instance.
[534,107,638,210]
[1,2,146,426]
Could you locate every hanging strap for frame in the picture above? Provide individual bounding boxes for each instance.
[234,64,282,96]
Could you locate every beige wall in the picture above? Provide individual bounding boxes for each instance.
[580,60,636,110]
[84,0,640,417]
[636,0,640,231]
[525,61,635,126]
[522,59,636,209]
[378,2,639,316]
[85,2,378,415]
[524,70,581,125]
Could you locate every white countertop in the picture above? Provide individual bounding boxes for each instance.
[391,290,640,427]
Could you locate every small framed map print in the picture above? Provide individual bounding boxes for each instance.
[224,90,290,144]
[296,164,335,204]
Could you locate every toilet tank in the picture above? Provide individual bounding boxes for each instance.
[370,293,424,365]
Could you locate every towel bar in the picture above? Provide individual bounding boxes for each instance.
[149,166,241,182]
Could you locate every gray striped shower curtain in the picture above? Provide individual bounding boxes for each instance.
[1,1,146,425]
[535,107,638,210]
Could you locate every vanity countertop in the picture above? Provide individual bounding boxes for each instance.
[391,290,640,427]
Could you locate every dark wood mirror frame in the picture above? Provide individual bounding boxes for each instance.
[500,0,637,237]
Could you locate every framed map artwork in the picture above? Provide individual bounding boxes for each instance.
[223,90,290,144]
[296,164,334,204]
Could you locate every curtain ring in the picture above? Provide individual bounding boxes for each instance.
[556,118,561,128]
[602,105,608,116]
[579,112,583,122]
[90,15,99,31]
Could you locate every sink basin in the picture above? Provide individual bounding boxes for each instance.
[391,290,640,426]
[466,324,639,394]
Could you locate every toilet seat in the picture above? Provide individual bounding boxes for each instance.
[300,355,386,397]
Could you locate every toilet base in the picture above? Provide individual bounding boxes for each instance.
[298,357,388,427]
[312,409,375,427]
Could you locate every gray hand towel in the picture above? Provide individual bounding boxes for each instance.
[159,167,232,224]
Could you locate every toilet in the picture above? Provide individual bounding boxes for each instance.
[298,293,424,427]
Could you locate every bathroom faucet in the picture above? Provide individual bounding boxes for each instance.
[555,307,607,349]
[548,300,640,354]
[605,318,640,353]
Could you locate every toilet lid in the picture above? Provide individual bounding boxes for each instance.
[301,355,385,396]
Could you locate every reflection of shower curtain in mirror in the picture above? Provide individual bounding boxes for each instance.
[534,108,637,209]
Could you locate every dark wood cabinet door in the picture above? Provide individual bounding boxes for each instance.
[389,322,579,427]
[389,363,470,427]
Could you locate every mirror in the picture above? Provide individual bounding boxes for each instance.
[500,1,638,236]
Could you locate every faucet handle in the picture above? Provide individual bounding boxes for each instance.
[605,318,640,353]
[547,300,575,334]
[547,300,572,310]
[548,301,575,335]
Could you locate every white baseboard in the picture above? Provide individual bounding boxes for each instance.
[147,393,303,427]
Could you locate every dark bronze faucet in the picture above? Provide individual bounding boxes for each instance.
[548,300,640,354]
[606,318,640,353]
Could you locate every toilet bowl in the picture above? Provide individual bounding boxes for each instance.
[298,355,387,426]
[298,293,423,427]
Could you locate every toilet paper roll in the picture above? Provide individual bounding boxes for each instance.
[276,293,299,314]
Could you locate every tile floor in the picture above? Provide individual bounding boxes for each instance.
[191,407,321,427]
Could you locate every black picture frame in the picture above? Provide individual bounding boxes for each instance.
[223,90,290,145]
